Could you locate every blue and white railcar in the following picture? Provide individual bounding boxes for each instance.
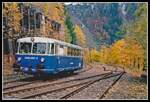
[13,37,83,75]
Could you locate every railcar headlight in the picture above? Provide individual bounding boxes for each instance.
[24,67,28,71]
[32,69,36,72]
[17,57,21,62]
[40,58,45,63]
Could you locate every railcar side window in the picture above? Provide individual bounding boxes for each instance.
[60,45,64,48]
[79,50,81,56]
[76,49,81,56]
[71,48,73,56]
[64,46,67,56]
[58,45,64,55]
[51,44,54,54]
[73,48,75,56]
[47,43,55,54]
[32,43,46,54]
[55,44,58,55]
[67,47,70,56]
[19,43,32,54]
[75,49,77,56]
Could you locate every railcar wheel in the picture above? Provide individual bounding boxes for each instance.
[34,73,41,78]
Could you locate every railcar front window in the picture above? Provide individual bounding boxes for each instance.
[33,43,46,54]
[19,43,32,54]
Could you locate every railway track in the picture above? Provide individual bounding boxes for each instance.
[61,71,125,100]
[3,66,91,83]
[3,70,112,99]
[3,65,124,100]
[60,71,125,99]
[99,71,125,99]
[3,67,92,90]
[22,71,123,99]
[3,70,123,99]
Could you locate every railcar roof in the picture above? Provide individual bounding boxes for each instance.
[17,37,83,49]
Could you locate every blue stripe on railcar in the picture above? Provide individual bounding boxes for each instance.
[16,54,83,75]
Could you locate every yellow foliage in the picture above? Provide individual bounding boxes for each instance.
[33,3,66,40]
[34,3,65,24]
[99,39,145,75]
[83,48,91,65]
[74,24,86,47]
[44,3,65,24]
[99,46,111,64]
[109,39,126,65]
[90,48,100,62]
[3,3,22,35]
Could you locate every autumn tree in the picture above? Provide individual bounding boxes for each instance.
[123,3,147,69]
[42,3,53,37]
[99,46,111,64]
[90,48,100,62]
[99,39,145,76]
[33,3,65,40]
[45,3,65,40]
[83,48,91,65]
[3,3,22,39]
[3,3,22,67]
[74,24,87,47]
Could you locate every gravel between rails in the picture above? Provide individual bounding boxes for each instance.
[103,73,148,99]
[4,71,112,99]
[24,72,122,99]
[16,72,110,98]
[65,72,123,100]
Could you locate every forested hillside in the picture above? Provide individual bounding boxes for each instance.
[66,3,138,48]
[66,3,147,76]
